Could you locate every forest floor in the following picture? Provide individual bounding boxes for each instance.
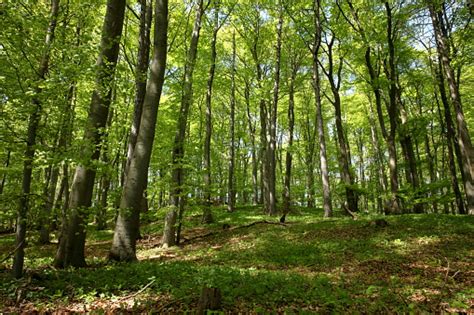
[0,206,473,313]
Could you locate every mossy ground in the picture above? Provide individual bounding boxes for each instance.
[1,206,473,313]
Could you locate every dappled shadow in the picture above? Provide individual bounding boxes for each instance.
[1,214,472,313]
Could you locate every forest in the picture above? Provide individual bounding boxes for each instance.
[0,0,473,312]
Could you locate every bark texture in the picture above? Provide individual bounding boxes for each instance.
[110,0,168,261]
[54,0,126,268]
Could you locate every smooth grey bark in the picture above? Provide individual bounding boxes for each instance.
[54,0,126,268]
[169,0,205,246]
[228,31,236,213]
[125,0,152,176]
[428,3,474,214]
[110,0,168,261]
[13,0,60,279]
[312,0,332,217]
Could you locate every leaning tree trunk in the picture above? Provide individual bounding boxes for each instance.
[428,3,474,214]
[13,0,60,279]
[166,0,204,247]
[54,0,126,268]
[124,0,152,176]
[110,0,168,262]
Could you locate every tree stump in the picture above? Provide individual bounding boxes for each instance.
[162,209,177,248]
[197,287,221,314]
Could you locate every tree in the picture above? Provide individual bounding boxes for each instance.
[428,1,474,214]
[110,0,168,261]
[54,0,127,268]
[228,30,237,213]
[164,0,207,247]
[313,0,332,217]
[12,0,61,279]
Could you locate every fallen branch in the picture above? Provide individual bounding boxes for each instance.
[182,220,286,244]
[0,241,24,264]
[342,204,358,220]
[119,279,155,301]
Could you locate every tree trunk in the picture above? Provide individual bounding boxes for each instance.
[244,81,259,205]
[435,60,465,214]
[54,0,126,268]
[0,150,10,195]
[169,0,205,246]
[13,0,60,279]
[202,3,220,223]
[321,31,358,214]
[429,3,474,214]
[282,61,298,216]
[125,0,152,176]
[267,8,283,216]
[313,0,332,217]
[110,0,168,261]
[228,31,236,213]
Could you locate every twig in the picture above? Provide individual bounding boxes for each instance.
[119,279,155,301]
[444,257,450,282]
[181,220,287,244]
[0,241,24,264]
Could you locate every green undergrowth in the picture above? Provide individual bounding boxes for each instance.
[0,207,473,313]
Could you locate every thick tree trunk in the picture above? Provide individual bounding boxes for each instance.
[313,0,332,217]
[125,0,152,176]
[54,0,126,268]
[110,0,168,261]
[228,31,236,213]
[13,0,60,279]
[429,3,474,214]
[169,0,204,246]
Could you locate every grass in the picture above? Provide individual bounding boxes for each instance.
[0,206,473,313]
